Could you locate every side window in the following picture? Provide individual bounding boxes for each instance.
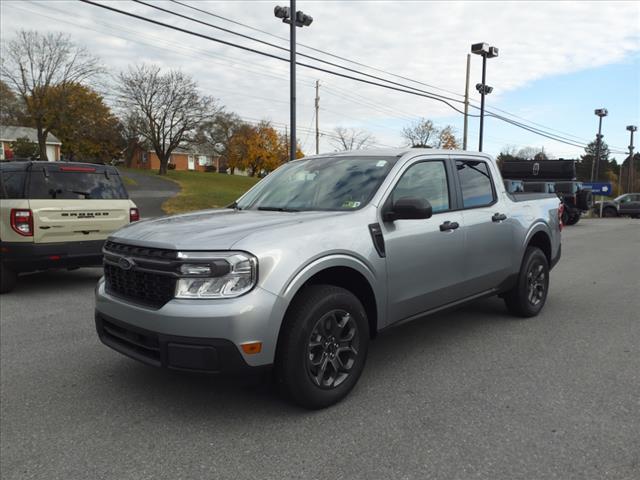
[392,161,450,213]
[456,160,495,208]
[0,171,27,199]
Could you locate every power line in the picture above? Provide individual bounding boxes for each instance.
[77,0,480,117]
[129,1,619,152]
[170,0,624,150]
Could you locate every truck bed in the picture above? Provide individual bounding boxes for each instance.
[507,192,558,203]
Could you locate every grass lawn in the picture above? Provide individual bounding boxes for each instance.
[119,168,260,214]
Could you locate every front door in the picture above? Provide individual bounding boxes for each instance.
[188,155,195,171]
[619,194,640,216]
[382,158,466,324]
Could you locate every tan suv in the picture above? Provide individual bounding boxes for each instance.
[0,161,138,293]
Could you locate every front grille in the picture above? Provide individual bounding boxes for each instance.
[104,262,176,308]
[104,241,177,260]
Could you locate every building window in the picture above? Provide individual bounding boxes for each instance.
[198,155,209,166]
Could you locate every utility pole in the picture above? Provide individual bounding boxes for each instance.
[315,80,320,155]
[463,54,470,151]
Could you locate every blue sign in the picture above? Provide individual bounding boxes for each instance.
[583,182,613,196]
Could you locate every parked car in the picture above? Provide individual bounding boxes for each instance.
[594,193,640,218]
[0,161,139,293]
[95,149,562,409]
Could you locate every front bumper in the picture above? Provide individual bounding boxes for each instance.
[1,240,104,272]
[95,278,287,370]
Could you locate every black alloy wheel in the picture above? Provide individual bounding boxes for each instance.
[306,309,360,389]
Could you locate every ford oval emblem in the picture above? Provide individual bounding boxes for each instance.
[118,257,134,270]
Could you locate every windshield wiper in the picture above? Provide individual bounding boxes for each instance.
[257,206,300,212]
[227,201,242,211]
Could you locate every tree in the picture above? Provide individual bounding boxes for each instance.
[577,139,611,182]
[117,64,215,174]
[401,118,438,148]
[9,137,39,159]
[47,83,122,162]
[331,127,375,151]
[0,80,24,124]
[227,121,293,176]
[195,110,242,167]
[436,126,460,150]
[1,31,102,160]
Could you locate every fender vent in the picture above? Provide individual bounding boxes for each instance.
[368,223,386,258]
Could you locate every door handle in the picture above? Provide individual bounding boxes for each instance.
[439,221,459,232]
[492,213,507,222]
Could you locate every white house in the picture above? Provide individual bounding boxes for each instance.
[0,125,62,161]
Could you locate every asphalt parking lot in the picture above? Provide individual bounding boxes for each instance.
[1,218,638,480]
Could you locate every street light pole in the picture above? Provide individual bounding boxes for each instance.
[471,42,498,153]
[463,54,470,150]
[478,54,487,152]
[274,3,313,162]
[289,0,296,162]
[591,108,608,182]
[627,125,637,192]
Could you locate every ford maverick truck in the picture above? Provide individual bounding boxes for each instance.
[95,149,562,408]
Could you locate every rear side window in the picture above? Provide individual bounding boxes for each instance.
[0,171,27,199]
[27,170,128,199]
[456,160,495,208]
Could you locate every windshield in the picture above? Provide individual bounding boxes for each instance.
[236,156,398,211]
[614,194,629,202]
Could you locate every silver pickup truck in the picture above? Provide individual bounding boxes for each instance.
[95,149,562,408]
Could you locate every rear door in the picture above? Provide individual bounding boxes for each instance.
[453,158,514,295]
[27,165,132,243]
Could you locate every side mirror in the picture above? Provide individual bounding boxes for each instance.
[384,197,433,222]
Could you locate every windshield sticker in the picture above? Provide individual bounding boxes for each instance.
[342,200,361,209]
[376,160,387,167]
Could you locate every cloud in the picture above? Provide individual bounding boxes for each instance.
[1,0,638,154]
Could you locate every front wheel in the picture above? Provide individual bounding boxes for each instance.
[602,207,618,218]
[504,247,549,318]
[565,213,580,226]
[275,285,369,409]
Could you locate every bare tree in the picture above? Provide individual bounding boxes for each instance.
[195,110,242,167]
[401,118,438,148]
[331,127,375,151]
[118,64,215,174]
[1,31,102,160]
[435,125,461,150]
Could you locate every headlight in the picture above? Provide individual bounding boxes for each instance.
[175,252,257,299]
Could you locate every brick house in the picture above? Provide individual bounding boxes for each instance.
[0,125,62,161]
[129,145,223,172]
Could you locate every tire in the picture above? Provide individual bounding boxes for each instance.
[602,207,618,218]
[275,284,369,409]
[504,247,550,318]
[561,207,571,226]
[565,213,580,226]
[0,263,18,294]
[576,189,593,210]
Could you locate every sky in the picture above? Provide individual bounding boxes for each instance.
[1,0,639,161]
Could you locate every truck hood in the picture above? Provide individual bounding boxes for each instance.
[109,208,348,250]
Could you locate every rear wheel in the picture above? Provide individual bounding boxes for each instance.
[275,285,369,409]
[504,247,549,318]
[0,263,18,294]
[565,213,580,226]
[602,207,618,218]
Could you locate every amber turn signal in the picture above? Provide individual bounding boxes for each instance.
[240,342,262,354]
